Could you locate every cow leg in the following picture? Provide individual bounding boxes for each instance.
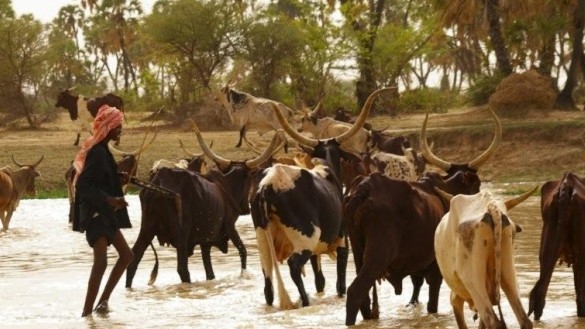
[200,244,215,280]
[450,292,468,329]
[500,238,533,329]
[287,250,312,307]
[336,237,349,296]
[310,254,325,293]
[226,224,247,272]
[408,274,423,307]
[125,229,155,288]
[74,133,81,146]
[0,211,7,230]
[263,270,274,305]
[176,242,191,283]
[425,261,443,313]
[573,253,585,317]
[346,246,389,326]
[235,126,247,148]
[2,210,14,230]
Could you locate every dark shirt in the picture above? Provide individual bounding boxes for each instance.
[72,141,131,232]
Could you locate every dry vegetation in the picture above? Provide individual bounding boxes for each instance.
[1,105,584,198]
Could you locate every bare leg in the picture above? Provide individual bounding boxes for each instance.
[82,237,108,317]
[96,230,134,308]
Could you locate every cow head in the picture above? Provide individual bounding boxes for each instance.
[108,131,158,191]
[271,87,395,181]
[420,107,502,180]
[54,88,78,109]
[11,155,44,196]
[192,120,283,214]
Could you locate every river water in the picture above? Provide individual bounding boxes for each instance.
[0,192,584,329]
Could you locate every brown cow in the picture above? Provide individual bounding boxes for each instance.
[0,156,44,230]
[529,172,585,320]
[343,108,502,326]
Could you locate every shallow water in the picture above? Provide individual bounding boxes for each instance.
[0,194,583,328]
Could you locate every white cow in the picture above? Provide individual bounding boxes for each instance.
[434,188,536,329]
[218,85,295,148]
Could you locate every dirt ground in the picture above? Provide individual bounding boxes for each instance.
[1,105,584,197]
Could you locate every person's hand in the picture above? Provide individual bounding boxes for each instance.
[118,171,130,185]
[106,196,128,210]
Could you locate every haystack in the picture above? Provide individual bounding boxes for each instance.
[489,70,556,115]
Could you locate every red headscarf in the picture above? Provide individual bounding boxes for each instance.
[73,105,124,186]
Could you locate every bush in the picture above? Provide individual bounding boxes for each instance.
[466,73,505,106]
[396,88,457,114]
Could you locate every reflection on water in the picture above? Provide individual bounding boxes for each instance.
[0,195,584,328]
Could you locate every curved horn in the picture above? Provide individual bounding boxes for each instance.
[12,155,24,167]
[505,185,538,210]
[242,136,263,155]
[420,113,451,171]
[108,131,158,157]
[336,87,394,144]
[433,186,454,203]
[309,100,323,117]
[12,155,44,168]
[191,120,231,168]
[468,107,502,169]
[245,130,285,168]
[271,103,319,147]
[178,139,203,158]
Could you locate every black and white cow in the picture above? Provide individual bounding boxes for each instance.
[250,88,391,309]
[55,88,124,146]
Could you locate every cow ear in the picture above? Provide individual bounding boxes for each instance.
[515,224,523,233]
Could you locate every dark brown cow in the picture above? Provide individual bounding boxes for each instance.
[0,156,43,230]
[368,130,410,155]
[250,88,391,309]
[125,126,281,287]
[529,172,585,320]
[55,88,124,146]
[343,108,502,326]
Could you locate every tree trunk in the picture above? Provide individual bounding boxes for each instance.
[485,0,513,76]
[342,0,385,111]
[556,0,585,110]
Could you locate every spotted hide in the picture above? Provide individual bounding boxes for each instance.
[434,188,536,329]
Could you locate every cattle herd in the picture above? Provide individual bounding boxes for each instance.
[2,86,585,328]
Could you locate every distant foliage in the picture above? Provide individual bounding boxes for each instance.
[466,74,505,106]
[396,88,457,114]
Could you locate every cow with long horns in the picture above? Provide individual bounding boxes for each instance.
[344,108,502,325]
[126,126,282,287]
[0,156,44,230]
[250,88,393,309]
[435,187,536,329]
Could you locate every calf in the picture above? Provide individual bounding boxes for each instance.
[435,188,536,329]
[55,88,124,146]
[218,85,295,148]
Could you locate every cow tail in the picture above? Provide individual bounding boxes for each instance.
[491,204,503,306]
[264,228,294,309]
[148,242,159,285]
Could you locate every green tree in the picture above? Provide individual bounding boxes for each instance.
[0,16,49,127]
[144,0,245,108]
